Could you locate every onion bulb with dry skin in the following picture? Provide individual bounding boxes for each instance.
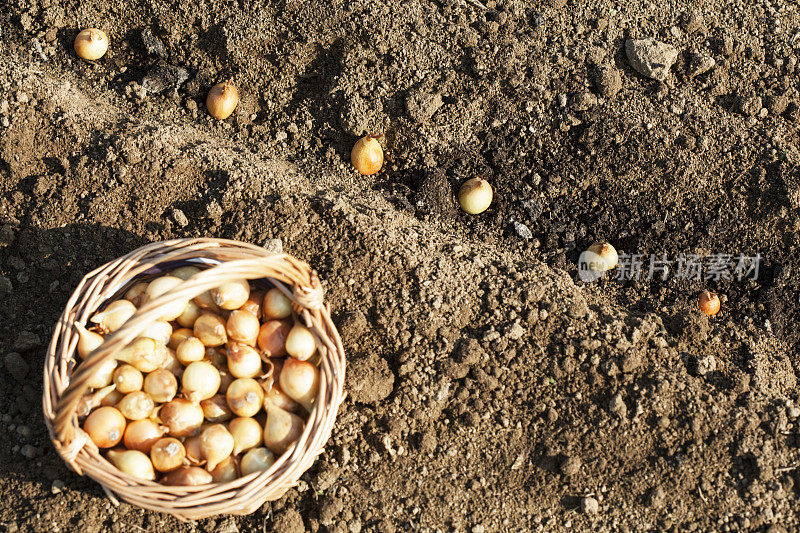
[227,343,262,378]
[699,290,721,316]
[257,320,291,358]
[285,325,316,361]
[76,384,116,418]
[160,348,184,378]
[74,28,109,60]
[200,395,234,423]
[144,276,188,321]
[194,313,227,347]
[182,361,221,402]
[75,322,104,359]
[162,466,213,486]
[263,403,305,455]
[183,435,203,465]
[218,370,235,395]
[200,424,235,472]
[212,280,250,311]
[240,447,275,476]
[123,419,168,453]
[91,300,136,333]
[144,369,178,403]
[86,358,118,389]
[150,437,186,472]
[176,336,205,365]
[117,391,155,420]
[83,406,126,448]
[263,384,300,413]
[458,177,493,215]
[280,358,319,412]
[226,378,264,417]
[351,135,384,176]
[263,288,292,320]
[193,291,220,312]
[171,266,201,280]
[125,282,148,307]
[113,364,143,394]
[137,320,173,346]
[157,399,204,437]
[99,387,124,408]
[116,338,167,373]
[206,83,239,120]
[177,300,202,328]
[210,456,239,483]
[106,449,155,480]
[585,241,618,272]
[169,328,194,350]
[241,290,264,317]
[226,310,260,346]
[228,416,263,455]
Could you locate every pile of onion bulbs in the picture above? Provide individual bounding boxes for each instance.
[74,266,320,485]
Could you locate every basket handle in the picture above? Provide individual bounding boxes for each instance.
[52,255,324,447]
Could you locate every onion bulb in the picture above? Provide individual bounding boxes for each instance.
[144,276,188,321]
[585,241,619,272]
[77,384,117,418]
[351,135,384,176]
[226,378,264,417]
[227,343,262,379]
[137,320,172,346]
[226,310,260,346]
[113,364,143,394]
[116,338,167,373]
[200,395,234,423]
[83,406,126,448]
[171,266,201,280]
[279,358,319,412]
[240,447,275,476]
[263,288,292,320]
[75,322,104,359]
[194,313,227,347]
[228,416,263,455]
[206,83,239,120]
[91,300,136,333]
[123,419,168,453]
[176,336,205,365]
[168,328,194,350]
[106,449,155,480]
[74,28,109,61]
[210,456,239,483]
[117,391,155,420]
[86,357,118,389]
[144,369,178,403]
[99,387,124,408]
[218,370,235,394]
[182,361,221,402]
[177,300,202,328]
[162,466,213,486]
[285,325,316,361]
[241,290,264,317]
[157,399,204,437]
[257,320,291,358]
[193,291,220,312]
[184,435,203,465]
[200,424,235,472]
[160,348,184,377]
[263,403,304,455]
[212,280,250,310]
[150,437,186,472]
[699,290,721,316]
[458,177,493,215]
[263,384,300,413]
[125,282,148,306]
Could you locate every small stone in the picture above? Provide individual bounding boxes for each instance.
[571,92,598,111]
[647,485,666,508]
[581,496,599,515]
[13,331,41,352]
[216,517,238,533]
[507,321,525,340]
[787,406,800,418]
[739,95,763,117]
[560,456,582,476]
[20,444,37,459]
[268,509,304,533]
[620,352,642,373]
[682,12,705,34]
[688,53,715,77]
[141,28,167,58]
[16,92,29,104]
[471,526,486,533]
[4,353,29,382]
[594,66,622,98]
[767,94,789,116]
[405,87,443,124]
[51,480,65,494]
[263,239,283,254]
[142,64,189,94]
[172,208,188,227]
[609,392,627,418]
[625,38,679,81]
[512,221,533,240]
[695,354,716,375]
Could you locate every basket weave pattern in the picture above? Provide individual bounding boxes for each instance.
[42,238,346,520]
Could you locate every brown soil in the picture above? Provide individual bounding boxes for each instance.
[1,0,800,531]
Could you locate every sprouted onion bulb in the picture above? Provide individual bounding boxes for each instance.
[285,325,316,361]
[226,378,264,417]
[585,241,619,272]
[91,300,136,333]
[212,279,250,310]
[144,369,178,403]
[124,419,168,453]
[228,416,263,455]
[351,135,384,176]
[75,322,104,359]
[206,83,239,120]
[182,361,221,402]
[263,288,292,319]
[74,28,109,60]
[116,338,166,373]
[200,424,235,471]
[240,447,275,476]
[151,437,186,472]
[83,406,126,448]
[458,177,493,215]
[106,449,155,480]
[698,290,721,316]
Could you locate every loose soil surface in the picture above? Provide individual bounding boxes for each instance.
[2,0,800,531]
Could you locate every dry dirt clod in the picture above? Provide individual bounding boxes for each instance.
[625,38,679,81]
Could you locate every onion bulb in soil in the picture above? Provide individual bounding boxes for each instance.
[585,241,618,272]
[699,290,721,316]
[458,177,493,215]
[206,83,239,120]
[351,135,384,176]
[74,28,109,60]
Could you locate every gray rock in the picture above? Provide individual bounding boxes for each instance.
[172,208,188,227]
[625,38,679,81]
[13,331,41,352]
[593,66,622,98]
[688,53,715,77]
[512,221,533,240]
[142,64,189,94]
[609,392,627,418]
[141,28,167,58]
[4,352,28,382]
[405,87,443,124]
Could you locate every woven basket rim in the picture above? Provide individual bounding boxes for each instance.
[41,237,346,521]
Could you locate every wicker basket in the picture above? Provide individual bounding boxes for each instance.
[42,238,346,520]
